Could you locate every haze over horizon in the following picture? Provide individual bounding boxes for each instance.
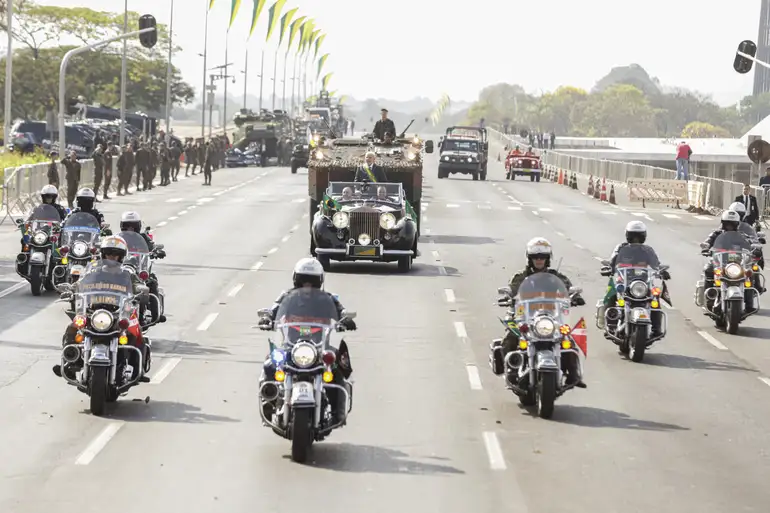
[32,0,764,106]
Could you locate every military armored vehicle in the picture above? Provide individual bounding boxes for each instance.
[232,109,293,164]
[306,126,434,270]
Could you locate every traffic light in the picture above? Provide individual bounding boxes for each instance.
[138,14,157,49]
[734,40,757,74]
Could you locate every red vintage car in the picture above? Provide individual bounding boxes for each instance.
[505,151,541,182]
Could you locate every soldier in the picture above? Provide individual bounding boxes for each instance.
[91,144,105,202]
[61,151,81,208]
[372,108,396,141]
[197,140,205,176]
[116,144,135,196]
[158,143,171,186]
[135,142,150,191]
[149,142,159,189]
[184,139,196,177]
[170,141,182,182]
[203,141,212,186]
[103,143,114,200]
[47,152,60,188]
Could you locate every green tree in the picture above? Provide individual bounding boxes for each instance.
[536,86,588,134]
[571,84,656,137]
[681,121,731,138]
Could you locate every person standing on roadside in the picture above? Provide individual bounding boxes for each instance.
[116,144,135,196]
[91,145,105,202]
[735,184,760,226]
[135,142,150,191]
[676,140,692,180]
[61,151,81,208]
[47,152,60,188]
[203,141,213,186]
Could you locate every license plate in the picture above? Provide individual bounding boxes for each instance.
[349,245,380,257]
[291,381,315,404]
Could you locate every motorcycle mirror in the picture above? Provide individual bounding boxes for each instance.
[569,286,583,296]
[136,284,149,295]
[600,259,610,267]
[699,242,710,250]
[56,283,73,293]
[343,310,357,319]
[257,308,271,317]
[155,244,164,250]
[658,264,670,272]
[497,287,511,296]
[145,226,152,232]
[14,218,23,225]
[59,292,73,301]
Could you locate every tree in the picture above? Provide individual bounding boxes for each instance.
[571,84,656,137]
[681,121,731,138]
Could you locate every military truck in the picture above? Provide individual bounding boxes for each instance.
[232,109,293,165]
[306,130,434,267]
[437,126,489,180]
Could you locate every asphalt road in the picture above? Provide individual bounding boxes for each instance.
[1,140,769,512]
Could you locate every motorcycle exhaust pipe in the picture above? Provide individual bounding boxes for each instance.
[705,288,719,300]
[16,253,27,264]
[53,266,66,278]
[261,383,280,401]
[62,345,81,363]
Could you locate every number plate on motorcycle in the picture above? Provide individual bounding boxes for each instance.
[290,382,315,404]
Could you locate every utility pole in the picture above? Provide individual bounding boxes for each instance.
[207,63,234,136]
[4,0,13,147]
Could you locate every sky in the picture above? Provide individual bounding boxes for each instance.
[32,0,763,105]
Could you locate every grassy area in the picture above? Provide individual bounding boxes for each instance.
[0,150,50,170]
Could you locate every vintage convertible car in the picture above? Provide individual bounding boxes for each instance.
[311,181,418,272]
[225,147,261,167]
[505,153,541,182]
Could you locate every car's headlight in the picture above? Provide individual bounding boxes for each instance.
[725,263,743,279]
[91,310,114,332]
[291,343,317,368]
[72,241,88,257]
[629,280,648,298]
[380,213,396,229]
[467,157,473,163]
[407,152,416,160]
[533,317,556,337]
[443,155,449,161]
[358,233,371,245]
[303,145,308,149]
[332,211,349,229]
[314,150,323,159]
[33,231,47,245]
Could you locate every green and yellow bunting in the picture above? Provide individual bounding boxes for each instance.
[286,15,306,53]
[428,93,451,126]
[308,29,321,54]
[329,90,337,97]
[313,33,325,60]
[209,0,216,10]
[297,18,309,53]
[321,72,332,90]
[316,53,329,78]
[248,0,268,38]
[338,95,347,104]
[229,0,242,30]
[278,7,297,48]
[300,19,315,54]
[265,0,286,42]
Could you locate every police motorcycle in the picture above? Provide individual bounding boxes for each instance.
[737,222,766,292]
[55,259,150,416]
[696,231,761,334]
[493,273,584,419]
[119,230,166,326]
[15,205,62,295]
[596,245,670,363]
[256,289,356,463]
[56,212,107,284]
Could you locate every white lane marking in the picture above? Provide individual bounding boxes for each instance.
[292,198,306,203]
[439,266,447,276]
[188,205,197,210]
[0,281,27,298]
[198,197,214,203]
[695,215,712,220]
[508,206,522,210]
[213,190,225,196]
[507,195,523,205]
[574,243,584,249]
[446,203,460,208]
[227,283,244,297]
[454,321,467,338]
[444,289,455,302]
[151,357,182,385]
[156,221,167,227]
[478,204,491,210]
[601,211,617,215]
[267,247,278,255]
[466,365,483,390]
[197,313,219,331]
[555,231,565,237]
[758,376,770,388]
[432,250,441,261]
[662,213,680,219]
[539,207,552,212]
[166,198,184,203]
[482,432,507,470]
[424,228,431,235]
[251,261,264,271]
[542,220,550,225]
[593,256,604,262]
[75,422,124,465]
[698,331,728,350]
[290,224,299,232]
[178,210,188,215]
[281,235,291,243]
[168,216,178,221]
[532,211,540,216]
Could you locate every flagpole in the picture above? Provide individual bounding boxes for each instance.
[201,0,209,139]
[259,49,264,110]
[303,52,309,104]
[271,46,278,110]
[282,51,288,111]
[291,52,298,116]
[223,34,229,132]
[243,48,248,110]
[164,0,175,134]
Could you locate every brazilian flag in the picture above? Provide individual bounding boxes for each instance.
[603,277,616,305]
[322,193,339,213]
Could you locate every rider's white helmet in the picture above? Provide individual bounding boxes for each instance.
[76,187,95,199]
[121,211,142,223]
[41,184,58,196]
[721,210,741,223]
[292,257,324,287]
[525,237,553,258]
[625,220,647,233]
[728,201,746,219]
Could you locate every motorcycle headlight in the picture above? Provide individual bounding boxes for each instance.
[72,241,88,257]
[725,263,743,279]
[380,213,396,229]
[629,280,648,298]
[291,343,317,368]
[91,310,114,332]
[533,317,556,338]
[332,211,349,229]
[33,231,48,245]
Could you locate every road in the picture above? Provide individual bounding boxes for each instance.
[1,139,769,512]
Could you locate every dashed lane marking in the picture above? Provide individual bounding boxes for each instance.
[695,215,712,220]
[446,203,460,208]
[227,283,244,297]
[432,250,441,261]
[281,235,291,243]
[75,422,124,465]
[466,364,483,390]
[150,357,182,385]
[698,330,728,350]
[454,321,468,338]
[166,198,184,203]
[758,377,770,388]
[0,281,27,298]
[197,313,219,331]
[168,216,178,221]
[482,432,507,470]
[178,210,188,215]
[267,247,278,255]
[444,289,455,302]
[156,221,167,227]
[251,261,264,271]
[662,213,680,219]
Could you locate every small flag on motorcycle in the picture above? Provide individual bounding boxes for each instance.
[570,318,587,357]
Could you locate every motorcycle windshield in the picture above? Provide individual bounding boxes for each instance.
[275,288,338,344]
[615,244,659,283]
[29,204,62,223]
[73,259,133,313]
[738,222,758,240]
[119,231,151,271]
[62,212,100,247]
[515,273,570,321]
[712,231,751,267]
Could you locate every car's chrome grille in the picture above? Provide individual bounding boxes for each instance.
[348,212,380,241]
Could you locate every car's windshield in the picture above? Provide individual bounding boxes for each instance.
[329,182,402,203]
[442,139,479,152]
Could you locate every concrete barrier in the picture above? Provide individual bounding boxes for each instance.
[627,178,687,204]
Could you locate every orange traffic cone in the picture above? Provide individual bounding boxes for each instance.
[600,178,607,202]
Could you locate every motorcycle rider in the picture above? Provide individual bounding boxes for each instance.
[39,184,69,221]
[729,201,766,277]
[66,188,106,226]
[258,258,356,424]
[119,211,166,323]
[53,235,150,382]
[602,221,670,335]
[494,237,586,388]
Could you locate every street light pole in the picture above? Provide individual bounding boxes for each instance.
[4,0,13,146]
[119,0,128,149]
[258,49,264,110]
[242,48,248,109]
[223,36,229,132]
[271,48,278,110]
[201,0,209,139]
[164,0,175,135]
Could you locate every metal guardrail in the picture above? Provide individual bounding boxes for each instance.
[488,128,767,217]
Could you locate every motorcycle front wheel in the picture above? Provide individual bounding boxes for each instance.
[726,301,742,335]
[89,366,109,416]
[536,373,557,419]
[630,325,647,363]
[290,408,314,463]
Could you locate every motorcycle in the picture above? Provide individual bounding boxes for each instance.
[696,231,761,334]
[256,289,356,463]
[56,259,150,416]
[56,212,105,284]
[119,230,166,327]
[595,245,670,363]
[738,222,766,292]
[489,273,585,419]
[15,205,62,295]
